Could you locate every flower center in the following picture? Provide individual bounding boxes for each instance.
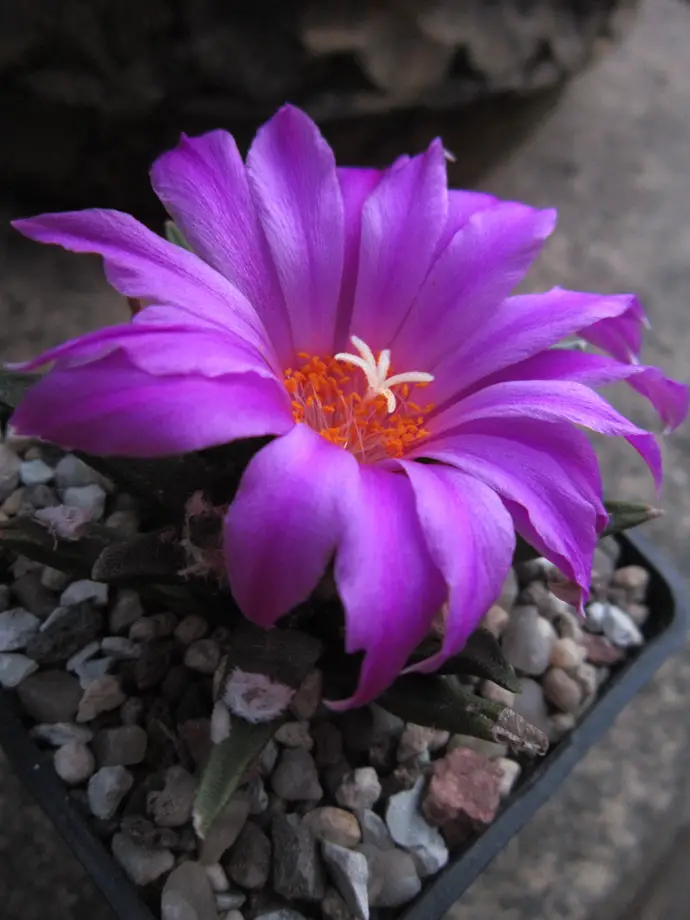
[284,336,435,463]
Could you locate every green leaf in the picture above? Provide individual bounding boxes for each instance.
[193,718,280,837]
[164,220,192,251]
[0,516,114,576]
[601,500,663,537]
[444,629,522,691]
[91,529,186,583]
[0,372,38,415]
[380,674,548,755]
[217,622,324,694]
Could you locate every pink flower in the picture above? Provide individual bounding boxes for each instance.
[9,106,687,708]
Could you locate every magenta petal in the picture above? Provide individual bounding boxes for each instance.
[419,428,602,593]
[10,353,293,455]
[246,105,345,356]
[429,378,663,488]
[393,202,556,370]
[334,166,383,350]
[473,349,689,432]
[427,287,637,405]
[348,140,448,351]
[580,296,646,362]
[10,319,275,380]
[12,209,270,355]
[150,130,293,362]
[435,189,499,256]
[399,461,515,673]
[224,424,359,627]
[328,466,446,711]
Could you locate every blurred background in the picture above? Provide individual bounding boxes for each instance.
[0,1,689,918]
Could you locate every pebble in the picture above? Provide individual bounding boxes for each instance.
[60,579,109,607]
[586,602,643,648]
[253,911,305,920]
[41,566,72,592]
[246,776,268,816]
[12,573,57,617]
[105,508,140,537]
[77,674,126,722]
[1,487,24,517]
[289,669,323,721]
[322,888,355,920]
[271,748,323,801]
[423,747,502,827]
[101,636,141,660]
[134,639,176,689]
[275,721,313,749]
[549,711,577,741]
[447,734,507,759]
[271,813,326,902]
[385,778,449,878]
[20,458,54,486]
[226,821,271,890]
[0,652,38,687]
[0,443,21,501]
[367,847,421,908]
[501,605,555,676]
[215,893,247,911]
[303,807,362,848]
[63,484,107,520]
[23,484,59,510]
[0,608,40,651]
[112,832,175,886]
[335,768,381,811]
[200,795,250,864]
[479,680,516,708]
[479,604,510,637]
[174,615,209,645]
[358,809,394,851]
[27,602,102,664]
[549,636,586,671]
[222,912,244,920]
[109,589,144,633]
[184,639,221,675]
[148,765,197,827]
[498,568,519,611]
[30,722,93,746]
[397,724,449,762]
[322,842,369,920]
[611,564,649,602]
[88,766,134,819]
[53,740,95,785]
[626,603,650,627]
[55,454,102,490]
[205,863,229,892]
[511,678,550,734]
[552,608,584,642]
[94,725,148,766]
[161,862,218,920]
[495,757,522,797]
[120,696,146,725]
[582,633,625,665]
[17,669,83,722]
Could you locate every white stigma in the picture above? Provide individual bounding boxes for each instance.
[335,335,434,413]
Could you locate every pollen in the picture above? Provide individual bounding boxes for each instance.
[284,336,435,463]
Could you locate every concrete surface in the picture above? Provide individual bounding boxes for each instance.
[0,1,689,918]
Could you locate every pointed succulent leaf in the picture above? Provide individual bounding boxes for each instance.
[380,674,548,755]
[164,220,192,251]
[216,622,324,696]
[0,515,114,576]
[551,336,587,351]
[443,629,521,691]
[193,718,281,838]
[601,500,663,537]
[0,372,38,417]
[91,529,187,583]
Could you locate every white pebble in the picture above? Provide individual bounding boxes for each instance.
[20,459,55,487]
[63,484,107,520]
[54,740,95,785]
[0,652,38,687]
[60,579,109,607]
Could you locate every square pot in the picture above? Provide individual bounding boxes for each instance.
[0,533,686,920]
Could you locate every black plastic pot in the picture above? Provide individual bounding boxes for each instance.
[0,533,686,920]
